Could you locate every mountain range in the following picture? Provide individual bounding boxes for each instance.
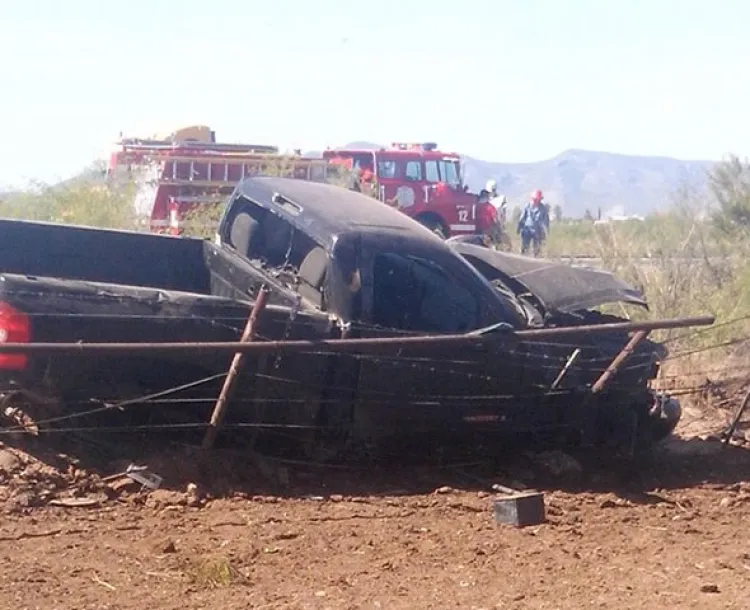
[325,142,716,219]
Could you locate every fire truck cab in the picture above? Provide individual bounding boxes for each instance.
[322,142,496,239]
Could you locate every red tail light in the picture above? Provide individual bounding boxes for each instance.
[0,302,30,370]
[476,202,497,231]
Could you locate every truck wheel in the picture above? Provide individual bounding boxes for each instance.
[416,215,447,239]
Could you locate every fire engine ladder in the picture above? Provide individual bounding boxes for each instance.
[159,154,329,187]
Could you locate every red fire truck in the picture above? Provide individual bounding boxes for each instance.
[322,142,496,238]
[108,126,497,239]
[108,125,328,234]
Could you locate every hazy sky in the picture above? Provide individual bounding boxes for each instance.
[2,0,748,188]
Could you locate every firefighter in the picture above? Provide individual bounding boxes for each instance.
[485,180,506,222]
[517,189,550,257]
[484,179,510,250]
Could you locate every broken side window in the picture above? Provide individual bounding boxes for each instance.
[371,252,479,333]
[222,195,329,308]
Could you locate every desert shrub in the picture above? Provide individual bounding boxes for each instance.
[0,163,140,230]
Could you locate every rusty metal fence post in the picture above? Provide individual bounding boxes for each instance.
[591,330,650,394]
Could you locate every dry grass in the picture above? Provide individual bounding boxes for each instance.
[183,554,244,589]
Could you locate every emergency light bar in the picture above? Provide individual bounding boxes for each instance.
[118,139,280,155]
[391,142,439,152]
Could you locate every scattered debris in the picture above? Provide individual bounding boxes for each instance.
[2,405,38,436]
[49,497,102,508]
[599,497,632,509]
[107,477,140,494]
[125,464,163,491]
[492,484,546,528]
[0,429,745,607]
[186,482,203,507]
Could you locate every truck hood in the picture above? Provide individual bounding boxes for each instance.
[451,243,648,313]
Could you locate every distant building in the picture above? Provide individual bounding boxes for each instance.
[594,214,645,225]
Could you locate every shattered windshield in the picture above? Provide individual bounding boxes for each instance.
[372,252,480,333]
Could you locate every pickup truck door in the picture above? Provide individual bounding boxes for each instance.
[351,242,525,443]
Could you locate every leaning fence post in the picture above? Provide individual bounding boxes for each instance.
[591,330,650,394]
[722,386,750,445]
[202,285,270,450]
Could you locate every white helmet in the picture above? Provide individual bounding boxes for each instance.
[485,179,497,193]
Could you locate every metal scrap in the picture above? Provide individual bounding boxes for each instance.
[124,464,163,491]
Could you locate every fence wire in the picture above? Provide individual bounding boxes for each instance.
[1,286,749,445]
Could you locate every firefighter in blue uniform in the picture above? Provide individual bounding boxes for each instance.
[517,189,550,257]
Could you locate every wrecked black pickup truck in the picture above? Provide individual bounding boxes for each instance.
[0,176,696,459]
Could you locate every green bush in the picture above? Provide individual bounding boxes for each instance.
[0,161,139,230]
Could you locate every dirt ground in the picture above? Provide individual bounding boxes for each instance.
[1,404,750,610]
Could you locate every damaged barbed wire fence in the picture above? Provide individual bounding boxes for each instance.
[202,285,270,450]
[0,314,716,461]
[721,386,750,445]
[591,330,650,394]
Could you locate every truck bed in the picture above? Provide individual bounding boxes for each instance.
[0,270,338,449]
[0,217,311,309]
[0,218,339,447]
[0,218,212,293]
[0,272,251,396]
